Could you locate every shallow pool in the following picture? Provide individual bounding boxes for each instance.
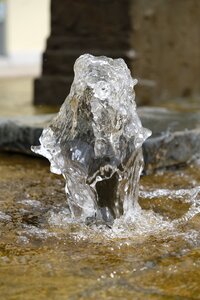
[0,153,199,299]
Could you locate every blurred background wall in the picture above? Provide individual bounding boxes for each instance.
[34,0,133,105]
[0,0,200,108]
[0,0,50,75]
[131,0,200,105]
[34,0,200,106]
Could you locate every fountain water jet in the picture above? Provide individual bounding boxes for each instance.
[32,54,151,224]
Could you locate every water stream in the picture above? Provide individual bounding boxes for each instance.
[32,54,151,224]
[1,56,200,299]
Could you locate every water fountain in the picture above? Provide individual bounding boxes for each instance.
[32,54,151,224]
[1,54,200,299]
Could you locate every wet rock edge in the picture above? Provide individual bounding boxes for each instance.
[0,108,199,173]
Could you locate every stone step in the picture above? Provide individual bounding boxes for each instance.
[34,76,72,105]
[42,50,134,77]
[47,35,132,52]
[34,75,153,106]
[50,0,131,37]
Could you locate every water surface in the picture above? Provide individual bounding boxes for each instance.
[0,153,199,299]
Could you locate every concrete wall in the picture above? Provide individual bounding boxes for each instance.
[34,0,200,105]
[131,0,200,105]
[5,0,50,63]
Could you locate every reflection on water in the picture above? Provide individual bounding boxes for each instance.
[0,153,199,299]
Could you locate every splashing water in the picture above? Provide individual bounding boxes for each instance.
[32,54,151,224]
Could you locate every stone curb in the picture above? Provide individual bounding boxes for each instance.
[0,115,53,155]
[143,129,200,172]
[0,108,199,172]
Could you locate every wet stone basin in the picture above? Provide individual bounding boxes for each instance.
[0,152,200,300]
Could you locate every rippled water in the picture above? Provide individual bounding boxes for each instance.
[0,153,200,299]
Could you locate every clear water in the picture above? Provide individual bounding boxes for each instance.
[32,55,151,223]
[0,153,200,300]
[0,71,200,300]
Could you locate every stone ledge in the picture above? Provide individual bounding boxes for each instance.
[0,107,200,172]
[0,115,53,155]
